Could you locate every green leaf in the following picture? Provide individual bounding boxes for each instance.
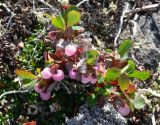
[98,75,104,83]
[120,52,129,60]
[96,88,105,95]
[51,15,65,30]
[65,5,79,14]
[67,10,81,27]
[87,93,98,107]
[127,60,136,73]
[134,94,145,109]
[118,74,130,92]
[105,49,113,53]
[104,68,121,82]
[125,95,135,112]
[128,70,151,80]
[118,39,132,58]
[16,69,36,79]
[22,79,37,90]
[86,58,96,65]
[121,64,130,74]
[87,50,99,58]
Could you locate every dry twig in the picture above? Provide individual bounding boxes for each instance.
[138,88,160,98]
[0,3,15,31]
[37,0,59,13]
[0,90,30,100]
[126,4,160,15]
[77,0,89,7]
[114,2,129,48]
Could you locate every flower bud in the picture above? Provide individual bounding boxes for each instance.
[117,103,130,116]
[52,70,64,81]
[48,31,58,40]
[34,84,44,93]
[69,70,76,79]
[65,44,77,57]
[41,67,52,79]
[89,76,97,84]
[40,91,51,101]
[81,75,90,84]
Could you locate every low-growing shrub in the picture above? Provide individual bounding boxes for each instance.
[15,3,151,123]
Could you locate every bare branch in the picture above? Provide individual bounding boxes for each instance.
[0,3,15,37]
[37,0,59,13]
[0,90,30,100]
[114,2,129,48]
[151,113,156,125]
[77,0,89,7]
[138,89,160,98]
[126,4,160,15]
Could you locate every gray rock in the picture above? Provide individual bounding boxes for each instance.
[65,103,127,125]
[120,10,160,71]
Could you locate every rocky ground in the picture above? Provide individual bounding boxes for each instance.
[0,0,160,125]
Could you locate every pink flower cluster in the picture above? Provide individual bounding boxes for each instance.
[41,67,64,81]
[34,67,65,100]
[34,84,51,101]
[34,42,107,101]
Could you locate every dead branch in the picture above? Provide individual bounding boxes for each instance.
[138,88,160,98]
[37,0,59,13]
[126,4,159,15]
[77,0,89,7]
[0,90,30,100]
[114,2,129,48]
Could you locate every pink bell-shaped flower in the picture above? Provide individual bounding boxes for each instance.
[81,75,90,84]
[34,84,44,93]
[52,70,64,81]
[69,70,77,79]
[41,67,52,79]
[89,75,97,84]
[65,44,77,57]
[40,91,51,101]
[117,103,130,116]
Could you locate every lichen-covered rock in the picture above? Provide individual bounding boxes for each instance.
[120,10,160,71]
[65,103,127,125]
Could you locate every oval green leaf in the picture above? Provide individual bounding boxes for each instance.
[104,68,121,82]
[128,70,151,80]
[118,39,132,58]
[134,94,145,109]
[67,10,81,27]
[127,60,136,73]
[86,58,96,65]
[16,69,36,79]
[51,15,65,30]
[118,74,130,92]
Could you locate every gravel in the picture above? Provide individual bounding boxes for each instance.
[65,102,127,125]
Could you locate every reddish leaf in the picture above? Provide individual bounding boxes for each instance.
[44,52,56,62]
[118,74,130,92]
[111,59,128,69]
[48,31,59,40]
[55,48,64,58]
[98,96,106,108]
[23,121,36,125]
[64,27,74,38]
[110,80,119,86]
[0,83,5,88]
[127,84,136,93]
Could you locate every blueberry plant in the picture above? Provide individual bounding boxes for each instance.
[16,4,151,118]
